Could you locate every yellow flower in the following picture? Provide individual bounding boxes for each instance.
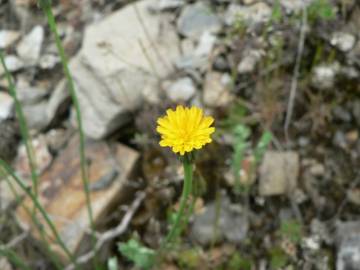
[156,105,215,155]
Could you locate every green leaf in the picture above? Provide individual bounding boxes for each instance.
[254,131,272,163]
[118,239,156,270]
[227,253,253,270]
[271,0,282,23]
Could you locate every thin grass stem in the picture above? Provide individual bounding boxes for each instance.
[0,159,79,269]
[0,247,31,270]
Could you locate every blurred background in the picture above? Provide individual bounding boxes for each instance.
[0,0,360,269]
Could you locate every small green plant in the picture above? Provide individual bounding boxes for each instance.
[177,248,202,269]
[307,0,335,23]
[118,239,156,270]
[227,253,253,270]
[280,219,303,244]
[231,124,272,194]
[270,0,282,23]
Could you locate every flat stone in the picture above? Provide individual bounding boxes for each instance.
[203,72,232,107]
[16,80,49,105]
[0,55,24,75]
[0,92,14,120]
[177,2,222,38]
[71,0,180,139]
[164,77,196,102]
[259,151,300,196]
[16,25,44,65]
[191,194,248,245]
[16,136,139,261]
[194,31,217,57]
[39,54,60,69]
[225,3,271,27]
[0,30,20,49]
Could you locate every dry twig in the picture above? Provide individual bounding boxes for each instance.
[65,191,146,270]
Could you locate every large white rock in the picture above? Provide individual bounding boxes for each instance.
[71,0,180,139]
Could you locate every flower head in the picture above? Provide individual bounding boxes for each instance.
[156,105,215,155]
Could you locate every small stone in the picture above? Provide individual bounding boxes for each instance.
[16,25,44,65]
[309,163,325,177]
[346,130,359,144]
[39,54,60,69]
[331,32,356,52]
[237,49,263,74]
[177,2,222,39]
[347,188,360,206]
[336,221,360,270]
[46,79,71,124]
[0,92,14,120]
[14,135,52,180]
[191,194,248,245]
[311,63,340,90]
[0,30,20,49]
[333,106,352,122]
[157,0,184,11]
[164,77,196,102]
[16,80,49,105]
[213,55,229,71]
[195,31,217,57]
[203,72,232,107]
[259,151,300,196]
[0,55,24,75]
[23,101,49,131]
[279,0,313,14]
[225,3,271,27]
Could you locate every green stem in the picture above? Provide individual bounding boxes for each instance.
[164,156,193,245]
[1,168,63,270]
[0,160,78,269]
[0,50,39,198]
[38,0,97,266]
[0,248,31,270]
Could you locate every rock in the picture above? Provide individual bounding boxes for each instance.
[0,92,14,120]
[164,77,196,102]
[279,0,313,14]
[16,25,44,65]
[16,136,139,260]
[0,30,20,49]
[157,0,184,11]
[259,151,300,196]
[0,257,12,270]
[311,63,340,90]
[23,101,49,131]
[213,55,229,71]
[195,31,217,57]
[45,128,73,154]
[237,49,263,74]
[332,106,352,122]
[0,55,24,75]
[177,2,222,39]
[203,72,232,107]
[14,135,52,180]
[191,194,248,245]
[46,79,71,124]
[347,188,360,206]
[331,32,356,52]
[39,54,60,69]
[336,221,360,270]
[71,0,180,139]
[225,3,271,27]
[16,80,49,105]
